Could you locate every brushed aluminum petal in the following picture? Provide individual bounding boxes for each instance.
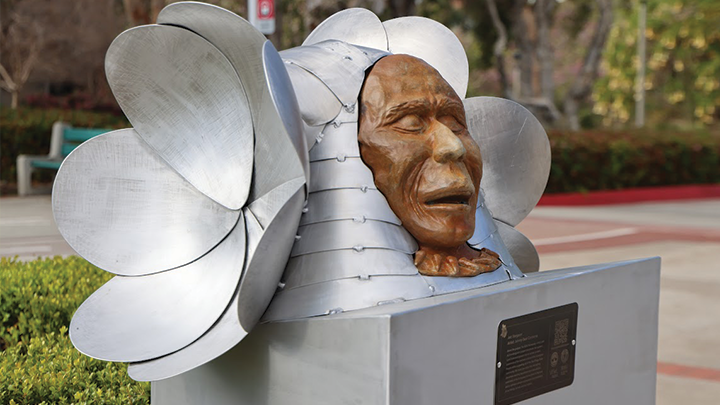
[309,157,376,193]
[69,214,246,362]
[157,2,308,201]
[237,182,306,329]
[262,275,433,322]
[105,24,253,210]
[291,219,417,257]
[128,288,248,382]
[52,129,239,276]
[383,16,469,99]
[282,249,417,290]
[303,8,388,51]
[285,63,342,126]
[465,96,551,226]
[496,221,540,273]
[247,176,306,230]
[308,122,361,162]
[299,188,400,226]
[281,41,388,107]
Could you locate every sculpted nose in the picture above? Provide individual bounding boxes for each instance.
[432,123,466,163]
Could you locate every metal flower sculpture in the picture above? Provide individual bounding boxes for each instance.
[53,3,549,382]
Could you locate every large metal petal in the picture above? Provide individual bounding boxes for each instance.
[237,184,305,329]
[157,1,308,202]
[52,129,239,276]
[496,222,540,273]
[285,63,342,126]
[303,8,388,50]
[128,288,247,382]
[105,24,252,210]
[128,182,304,381]
[281,41,387,107]
[69,214,246,362]
[465,97,551,226]
[383,16,469,99]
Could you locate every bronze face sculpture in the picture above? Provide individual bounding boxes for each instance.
[358,55,502,277]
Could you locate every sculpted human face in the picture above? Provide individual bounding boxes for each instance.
[358,55,483,251]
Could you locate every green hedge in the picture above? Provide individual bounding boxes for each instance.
[546,129,720,193]
[0,107,128,184]
[0,257,150,404]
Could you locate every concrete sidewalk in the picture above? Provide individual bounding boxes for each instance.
[1,195,719,403]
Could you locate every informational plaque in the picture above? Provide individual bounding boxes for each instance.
[494,303,578,405]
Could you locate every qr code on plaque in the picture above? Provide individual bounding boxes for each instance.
[554,319,569,346]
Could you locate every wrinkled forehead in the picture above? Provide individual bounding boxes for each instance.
[361,54,462,114]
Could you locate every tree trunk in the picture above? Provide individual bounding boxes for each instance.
[11,90,18,109]
[485,0,511,99]
[511,3,534,99]
[563,0,614,130]
[535,0,555,102]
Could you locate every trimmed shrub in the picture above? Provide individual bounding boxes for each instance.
[0,257,150,404]
[0,107,128,184]
[546,129,720,193]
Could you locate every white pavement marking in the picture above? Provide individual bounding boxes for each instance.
[0,216,50,226]
[532,227,639,246]
[0,245,53,255]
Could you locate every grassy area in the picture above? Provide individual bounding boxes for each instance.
[0,256,150,404]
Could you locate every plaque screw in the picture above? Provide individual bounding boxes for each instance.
[497,362,502,368]
[572,339,576,346]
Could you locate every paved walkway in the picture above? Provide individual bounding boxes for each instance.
[1,195,719,403]
[518,199,720,405]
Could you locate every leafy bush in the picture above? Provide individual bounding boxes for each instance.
[546,129,720,193]
[0,257,150,404]
[0,107,128,184]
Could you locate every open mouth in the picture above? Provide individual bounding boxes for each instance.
[424,193,472,207]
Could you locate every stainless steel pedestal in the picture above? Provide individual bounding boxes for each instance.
[152,257,660,405]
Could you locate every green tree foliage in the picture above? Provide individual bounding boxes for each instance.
[593,0,720,127]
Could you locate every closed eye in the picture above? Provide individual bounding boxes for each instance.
[438,115,465,133]
[392,114,425,133]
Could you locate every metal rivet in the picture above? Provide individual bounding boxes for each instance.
[302,207,309,213]
[327,308,343,315]
[277,282,286,289]
[359,274,370,280]
[360,185,369,193]
[336,153,346,162]
[572,339,576,346]
[344,55,353,61]
[294,235,301,240]
[353,215,366,223]
[497,362,502,368]
[428,285,436,293]
[352,245,364,252]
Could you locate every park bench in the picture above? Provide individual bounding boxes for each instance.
[16,122,110,196]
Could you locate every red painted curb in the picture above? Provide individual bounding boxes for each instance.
[537,184,720,206]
